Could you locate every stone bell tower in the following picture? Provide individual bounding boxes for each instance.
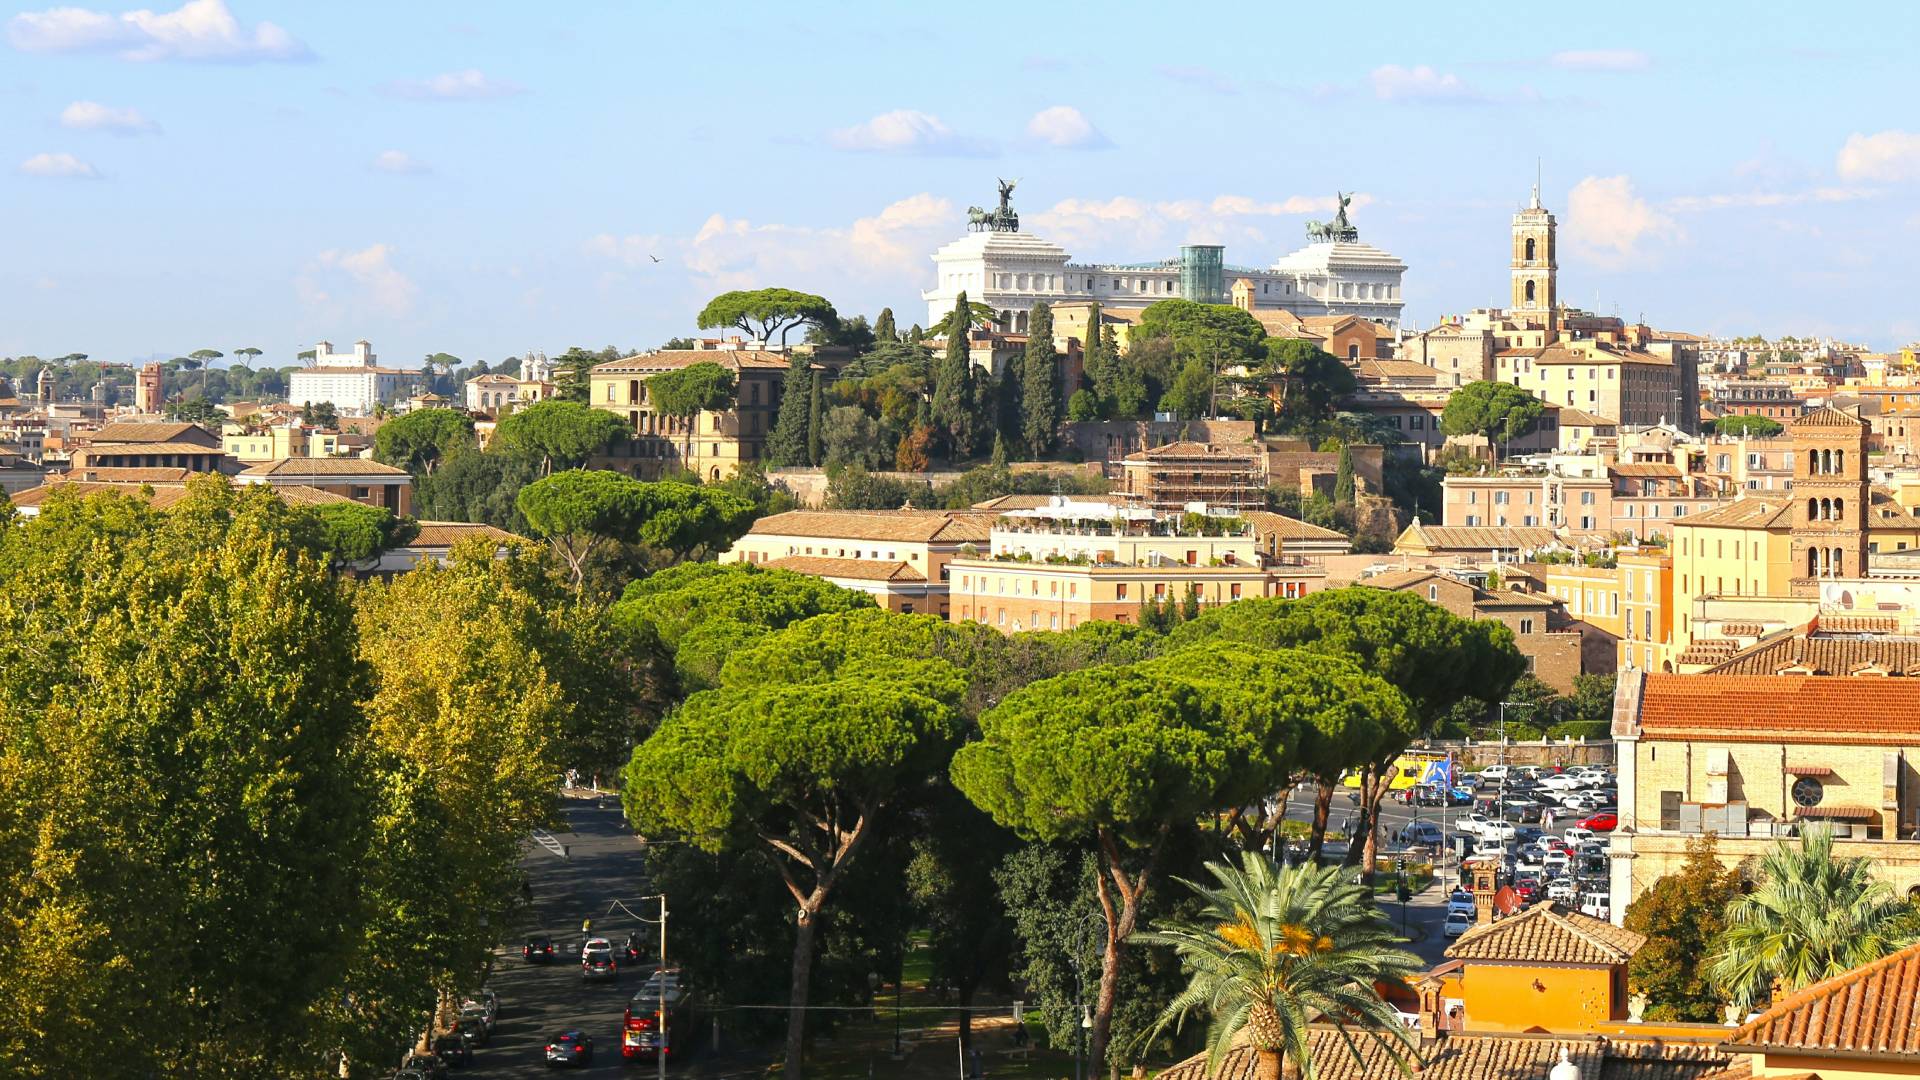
[1789,406,1870,594]
[1511,173,1558,333]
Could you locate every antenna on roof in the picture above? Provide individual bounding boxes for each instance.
[1531,158,1542,210]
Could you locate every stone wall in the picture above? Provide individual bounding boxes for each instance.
[1417,740,1617,768]
[1058,419,1259,472]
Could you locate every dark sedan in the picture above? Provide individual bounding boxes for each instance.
[546,1029,594,1068]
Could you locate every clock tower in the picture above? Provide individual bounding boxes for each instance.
[1511,180,1557,332]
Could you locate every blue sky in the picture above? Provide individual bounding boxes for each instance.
[5,0,1920,367]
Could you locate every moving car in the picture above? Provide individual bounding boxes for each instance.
[545,1030,594,1068]
[1397,821,1444,847]
[1577,811,1618,833]
[623,969,695,1061]
[581,938,619,982]
[523,935,555,963]
[1546,877,1577,903]
[1476,765,1509,786]
[1444,910,1473,938]
[1542,851,1571,874]
[1446,890,1476,919]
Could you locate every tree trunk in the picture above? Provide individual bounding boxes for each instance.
[1355,765,1394,882]
[1090,826,1165,1078]
[956,982,976,1058]
[1308,779,1335,859]
[784,900,822,1080]
[1253,1048,1283,1080]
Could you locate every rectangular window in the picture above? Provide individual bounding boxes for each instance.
[1230,583,1243,599]
[1520,618,1535,634]
[1116,583,1128,600]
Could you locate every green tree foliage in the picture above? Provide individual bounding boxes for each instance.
[624,611,972,1080]
[1707,825,1919,1008]
[1714,414,1785,437]
[1624,836,1743,1021]
[807,368,825,466]
[415,447,542,532]
[823,464,932,510]
[492,399,631,475]
[1081,304,1116,400]
[373,407,477,476]
[821,405,888,469]
[648,361,737,461]
[907,787,1018,1053]
[766,356,814,467]
[0,478,369,1077]
[1333,445,1355,505]
[164,396,223,424]
[696,288,837,346]
[1133,300,1266,366]
[1068,387,1102,421]
[550,345,623,403]
[1440,380,1546,451]
[873,306,898,343]
[517,471,756,590]
[517,469,652,586]
[1263,338,1358,433]
[1160,357,1215,420]
[310,502,419,563]
[611,563,873,696]
[952,643,1334,1072]
[1135,853,1421,1080]
[932,293,976,458]
[1021,301,1059,454]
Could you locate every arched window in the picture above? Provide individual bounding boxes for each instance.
[1809,549,1819,576]
[1809,498,1820,521]
[1525,237,1536,261]
[1525,280,1537,304]
[1834,497,1845,519]
[1835,449,1845,473]
[1833,547,1844,575]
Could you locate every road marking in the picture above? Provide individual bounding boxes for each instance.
[530,828,568,859]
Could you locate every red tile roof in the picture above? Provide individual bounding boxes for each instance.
[1636,673,1920,742]
[1723,938,1920,1058]
[1445,901,1645,966]
[765,555,926,582]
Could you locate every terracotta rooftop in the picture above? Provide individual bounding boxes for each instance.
[969,494,1058,511]
[1634,673,1920,742]
[1679,497,1791,529]
[744,509,995,544]
[238,458,411,478]
[89,421,209,444]
[1791,405,1866,429]
[1241,510,1348,544]
[1155,1029,1725,1080]
[1704,633,1920,677]
[765,555,926,582]
[1123,440,1261,462]
[1610,462,1684,478]
[1394,522,1558,553]
[1556,408,1617,427]
[1722,938,1920,1059]
[408,521,519,547]
[1445,902,1646,966]
[67,466,193,483]
[6,481,194,511]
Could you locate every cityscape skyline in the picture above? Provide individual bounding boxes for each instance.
[5,0,1920,364]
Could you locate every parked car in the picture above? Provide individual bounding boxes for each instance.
[1471,838,1509,858]
[1542,851,1571,874]
[524,935,555,963]
[1479,820,1518,841]
[1444,911,1474,938]
[432,1030,472,1068]
[1546,877,1578,903]
[1538,773,1583,794]
[398,1053,448,1080]
[1578,811,1619,832]
[1502,800,1544,824]
[461,989,498,1033]
[1514,851,1545,876]
[1476,765,1509,786]
[581,938,619,982]
[456,1000,492,1045]
[1511,876,1540,904]
[1563,825,1595,845]
[1579,895,1611,921]
[546,1030,594,1068]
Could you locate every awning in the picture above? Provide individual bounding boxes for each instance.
[1793,805,1879,821]
[1786,765,1836,777]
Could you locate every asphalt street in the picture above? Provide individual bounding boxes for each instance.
[464,794,660,1078]
[455,782,1472,1078]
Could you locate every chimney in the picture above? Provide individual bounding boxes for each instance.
[1469,857,1499,926]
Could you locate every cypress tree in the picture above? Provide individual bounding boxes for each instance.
[1334,445,1356,505]
[874,307,897,344]
[1081,303,1115,400]
[766,355,813,467]
[931,293,975,459]
[908,324,924,344]
[987,362,1018,457]
[806,369,825,466]
[1020,302,1059,455]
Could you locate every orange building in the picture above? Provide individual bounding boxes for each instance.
[1711,938,1920,1080]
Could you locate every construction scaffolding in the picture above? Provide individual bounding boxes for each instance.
[1121,440,1266,514]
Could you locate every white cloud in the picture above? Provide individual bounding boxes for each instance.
[827,110,995,156]
[19,151,98,178]
[587,194,955,294]
[59,100,157,134]
[379,69,525,101]
[1564,175,1679,268]
[8,0,309,62]
[1550,49,1650,71]
[1665,187,1876,212]
[371,150,429,175]
[1369,64,1482,103]
[299,244,418,317]
[1836,130,1920,182]
[1026,105,1109,149]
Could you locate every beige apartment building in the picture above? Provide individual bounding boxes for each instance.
[1539,551,1673,674]
[235,457,413,515]
[588,347,791,481]
[1358,568,1583,690]
[945,499,1325,632]
[1394,323,1496,386]
[1495,339,1700,433]
[1610,669,1920,921]
[220,421,348,463]
[721,508,994,616]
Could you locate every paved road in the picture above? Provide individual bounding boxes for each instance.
[464,794,659,1078]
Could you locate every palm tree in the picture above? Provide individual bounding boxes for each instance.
[1707,824,1918,1008]
[1132,852,1421,1080]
